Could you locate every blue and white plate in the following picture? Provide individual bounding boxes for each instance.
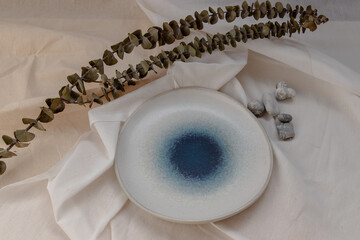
[115,88,273,223]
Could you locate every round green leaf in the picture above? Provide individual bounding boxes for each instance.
[0,149,16,158]
[14,130,35,142]
[128,33,140,47]
[2,135,15,145]
[37,107,54,123]
[217,7,224,19]
[111,89,121,99]
[141,36,153,49]
[89,59,104,75]
[15,142,30,148]
[200,10,209,23]
[49,98,65,114]
[67,73,81,85]
[102,50,118,66]
[0,161,6,175]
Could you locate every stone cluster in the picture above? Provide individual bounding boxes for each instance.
[247,81,296,141]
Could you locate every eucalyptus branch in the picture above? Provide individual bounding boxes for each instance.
[0,1,328,175]
[65,1,327,100]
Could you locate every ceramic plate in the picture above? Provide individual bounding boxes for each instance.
[115,88,273,223]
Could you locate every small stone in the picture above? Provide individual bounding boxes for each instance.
[276,81,287,89]
[277,113,293,123]
[286,88,296,98]
[276,122,295,140]
[275,88,288,101]
[262,92,280,116]
[247,100,265,117]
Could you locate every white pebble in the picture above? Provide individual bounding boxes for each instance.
[277,113,293,123]
[276,81,288,89]
[275,88,288,101]
[247,100,265,117]
[262,93,280,117]
[276,122,295,140]
[286,88,296,98]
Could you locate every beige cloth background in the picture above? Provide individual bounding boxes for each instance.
[1,0,360,239]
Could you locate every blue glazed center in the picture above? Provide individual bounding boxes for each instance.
[168,132,223,180]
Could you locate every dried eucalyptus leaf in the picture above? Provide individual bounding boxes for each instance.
[34,122,46,131]
[22,118,37,124]
[242,1,249,10]
[229,29,236,38]
[275,2,284,13]
[0,160,6,175]
[267,8,276,19]
[163,31,176,44]
[141,36,153,49]
[185,15,196,29]
[140,60,150,73]
[163,58,170,69]
[187,45,196,58]
[37,107,54,123]
[304,21,317,31]
[77,96,84,105]
[266,0,272,10]
[122,71,131,81]
[180,24,191,36]
[81,67,99,82]
[253,9,261,20]
[67,73,81,85]
[209,14,218,25]
[117,49,125,60]
[110,42,122,52]
[200,10,209,23]
[240,27,247,43]
[14,130,35,142]
[92,93,103,105]
[128,64,139,80]
[0,150,16,158]
[148,27,159,43]
[101,87,111,102]
[163,22,173,32]
[15,142,29,148]
[2,135,15,145]
[76,79,86,95]
[170,20,183,40]
[150,56,163,68]
[218,40,225,51]
[70,90,80,103]
[194,16,204,30]
[110,42,124,60]
[128,33,140,46]
[112,78,124,91]
[49,98,65,114]
[225,10,236,22]
[115,70,122,79]
[101,74,109,82]
[262,24,270,36]
[59,85,71,101]
[89,59,104,74]
[127,80,136,86]
[102,50,118,66]
[111,89,121,99]
[260,2,267,14]
[230,39,237,47]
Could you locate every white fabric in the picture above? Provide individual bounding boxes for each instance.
[1,0,360,239]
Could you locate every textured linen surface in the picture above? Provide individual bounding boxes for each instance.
[0,0,360,239]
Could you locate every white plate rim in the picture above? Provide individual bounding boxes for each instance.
[114,87,273,224]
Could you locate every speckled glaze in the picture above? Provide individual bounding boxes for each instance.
[115,88,273,223]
